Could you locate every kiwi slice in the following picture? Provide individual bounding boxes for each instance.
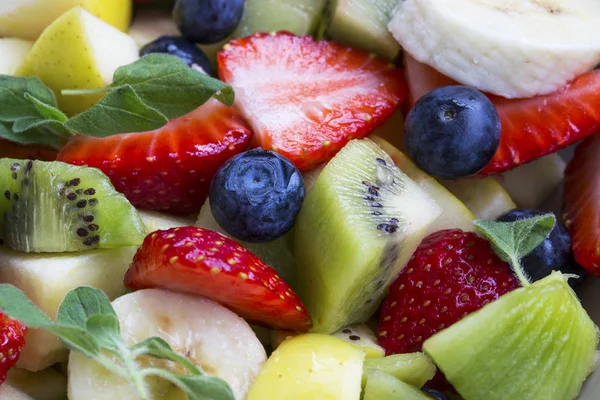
[235,0,327,38]
[364,370,433,400]
[333,324,385,358]
[0,159,146,252]
[423,272,599,400]
[363,353,436,389]
[294,139,441,333]
[327,0,401,60]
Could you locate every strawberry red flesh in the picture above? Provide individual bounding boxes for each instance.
[125,226,312,331]
[0,312,27,384]
[56,99,252,214]
[563,135,600,275]
[218,32,407,171]
[378,229,519,355]
[404,54,600,174]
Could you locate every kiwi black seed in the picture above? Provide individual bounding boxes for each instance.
[0,159,146,252]
[294,139,441,333]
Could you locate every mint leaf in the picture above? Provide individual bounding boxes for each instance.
[86,314,122,351]
[0,284,235,399]
[145,369,235,400]
[64,85,169,137]
[0,122,64,149]
[0,284,101,357]
[474,214,556,286]
[0,76,58,122]
[25,93,68,123]
[57,286,117,328]
[0,284,54,327]
[111,54,235,116]
[132,337,201,375]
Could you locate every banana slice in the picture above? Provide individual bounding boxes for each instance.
[68,289,267,400]
[388,0,600,98]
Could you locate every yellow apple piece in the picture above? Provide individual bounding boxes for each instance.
[0,0,132,40]
[247,334,365,400]
[0,38,33,75]
[16,7,139,116]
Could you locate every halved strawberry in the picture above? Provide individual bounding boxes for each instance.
[218,32,407,171]
[57,99,252,214]
[563,135,600,275]
[404,55,600,175]
[0,140,57,161]
[125,226,312,331]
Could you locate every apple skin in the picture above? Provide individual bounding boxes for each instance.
[16,7,139,116]
[0,0,132,40]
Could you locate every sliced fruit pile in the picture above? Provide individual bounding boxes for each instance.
[0,0,599,399]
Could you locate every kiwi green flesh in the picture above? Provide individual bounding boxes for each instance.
[362,353,436,389]
[294,139,440,334]
[327,0,401,60]
[423,272,599,400]
[235,0,328,38]
[364,370,433,400]
[0,159,146,252]
[199,0,327,70]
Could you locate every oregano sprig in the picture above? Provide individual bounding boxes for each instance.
[0,285,234,400]
[0,54,234,148]
[474,213,556,286]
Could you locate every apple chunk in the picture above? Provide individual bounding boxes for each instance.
[0,39,33,75]
[16,7,139,116]
[0,0,131,40]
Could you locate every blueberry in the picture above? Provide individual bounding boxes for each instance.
[173,0,245,44]
[421,386,449,400]
[497,209,587,286]
[209,149,305,243]
[404,86,501,180]
[140,36,212,76]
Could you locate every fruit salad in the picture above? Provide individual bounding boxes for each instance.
[0,0,599,399]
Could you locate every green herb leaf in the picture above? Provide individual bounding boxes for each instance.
[0,54,234,148]
[474,214,556,286]
[0,284,101,357]
[57,286,117,328]
[86,314,122,351]
[0,284,55,327]
[145,369,235,400]
[0,76,58,122]
[64,85,169,137]
[0,284,236,399]
[63,54,234,137]
[0,122,64,149]
[132,337,202,375]
[110,54,235,115]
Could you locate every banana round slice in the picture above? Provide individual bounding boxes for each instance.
[68,289,267,400]
[389,0,600,98]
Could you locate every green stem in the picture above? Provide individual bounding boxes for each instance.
[510,255,531,287]
[61,87,112,96]
[116,344,151,400]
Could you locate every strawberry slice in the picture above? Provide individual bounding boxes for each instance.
[0,140,57,161]
[125,226,312,331]
[57,99,252,214]
[404,54,600,175]
[218,32,407,171]
[563,135,600,275]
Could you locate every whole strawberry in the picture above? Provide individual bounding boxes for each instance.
[0,312,26,384]
[125,227,311,331]
[378,229,520,355]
